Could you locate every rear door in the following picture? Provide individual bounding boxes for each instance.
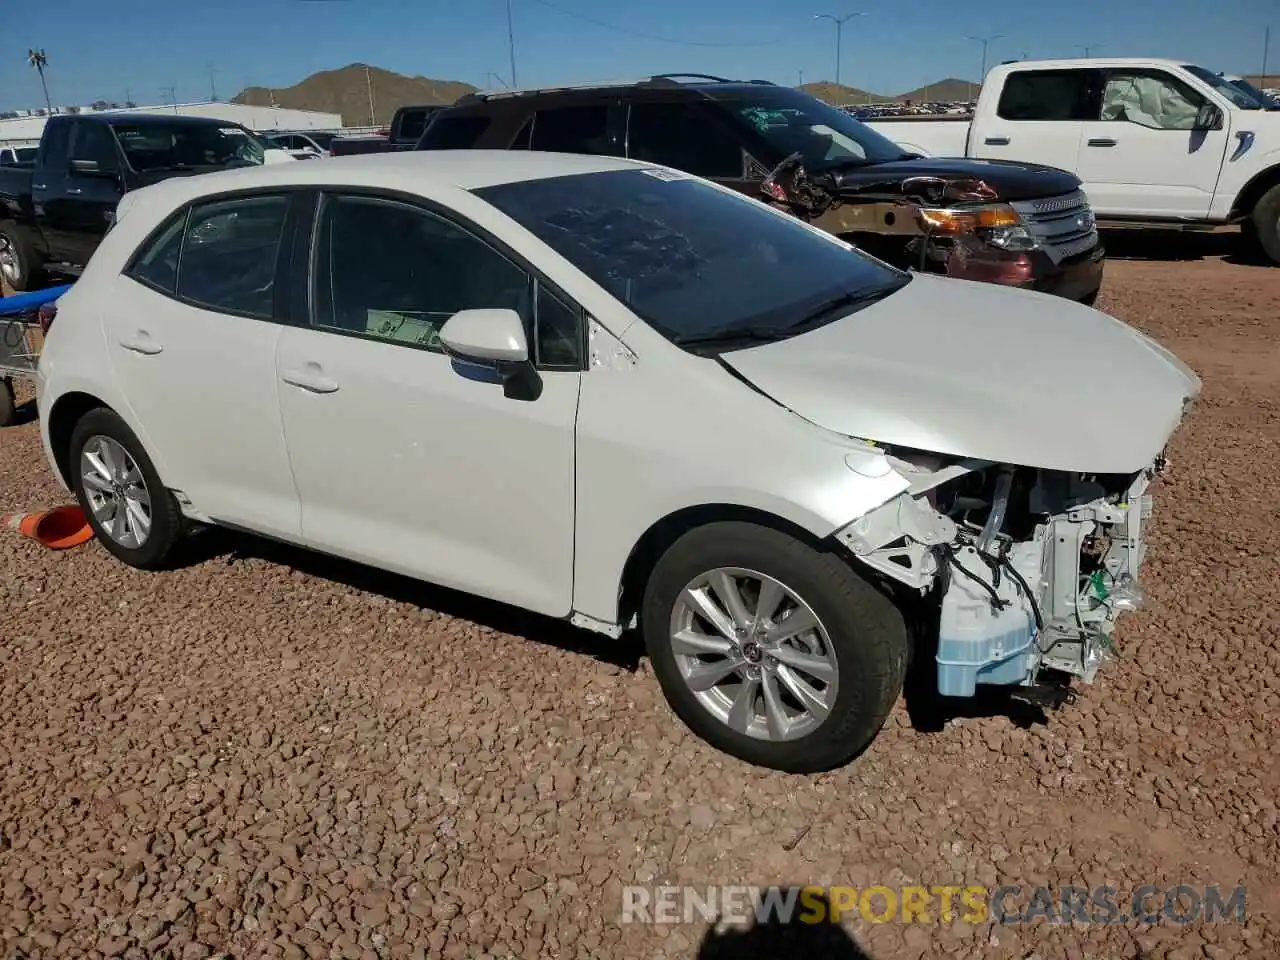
[1075,68,1230,218]
[624,97,757,195]
[102,190,303,537]
[970,68,1096,172]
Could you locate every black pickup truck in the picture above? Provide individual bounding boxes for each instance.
[0,113,285,291]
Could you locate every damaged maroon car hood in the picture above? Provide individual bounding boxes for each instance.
[823,156,1081,203]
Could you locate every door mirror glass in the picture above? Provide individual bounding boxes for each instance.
[439,308,529,363]
[1195,103,1224,130]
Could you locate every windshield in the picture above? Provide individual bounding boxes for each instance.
[1229,77,1279,108]
[1181,65,1267,109]
[705,87,912,170]
[110,121,267,172]
[475,168,909,350]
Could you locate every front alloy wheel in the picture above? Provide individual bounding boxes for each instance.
[642,521,909,773]
[669,567,838,742]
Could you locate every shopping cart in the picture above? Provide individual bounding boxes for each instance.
[0,284,72,426]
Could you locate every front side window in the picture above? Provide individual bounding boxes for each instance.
[311,194,535,354]
[476,169,909,350]
[176,195,289,318]
[705,87,909,170]
[997,70,1096,121]
[1099,71,1204,130]
[530,105,620,155]
[111,122,266,173]
[626,102,743,179]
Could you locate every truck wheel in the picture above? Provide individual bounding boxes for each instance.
[641,521,909,773]
[69,407,184,570]
[1247,183,1280,265]
[0,378,14,427]
[0,222,43,293]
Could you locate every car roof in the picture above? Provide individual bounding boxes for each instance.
[91,113,253,129]
[114,150,650,225]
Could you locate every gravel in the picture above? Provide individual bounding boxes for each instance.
[2,242,1278,958]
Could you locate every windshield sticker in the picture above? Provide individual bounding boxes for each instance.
[640,168,690,182]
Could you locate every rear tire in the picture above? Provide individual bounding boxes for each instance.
[0,378,14,427]
[641,521,909,773]
[1247,184,1280,265]
[69,408,183,569]
[0,221,43,292]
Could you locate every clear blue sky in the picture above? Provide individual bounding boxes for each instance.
[2,0,1275,111]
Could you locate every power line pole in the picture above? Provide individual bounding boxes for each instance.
[506,0,518,88]
[364,64,376,125]
[814,12,866,90]
[1263,25,1271,90]
[1076,43,1104,57]
[207,63,218,101]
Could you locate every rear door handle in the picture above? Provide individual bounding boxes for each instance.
[118,333,162,355]
[984,136,1010,146]
[32,183,47,191]
[65,187,83,195]
[1087,138,1118,147]
[282,366,340,394]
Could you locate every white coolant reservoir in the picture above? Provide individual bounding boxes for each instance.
[936,542,1042,697]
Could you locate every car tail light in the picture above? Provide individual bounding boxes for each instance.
[37,302,56,334]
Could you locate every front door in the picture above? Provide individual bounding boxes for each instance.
[274,192,582,617]
[59,120,126,266]
[1076,68,1230,219]
[102,192,301,538]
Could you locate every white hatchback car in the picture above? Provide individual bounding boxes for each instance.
[37,151,1199,772]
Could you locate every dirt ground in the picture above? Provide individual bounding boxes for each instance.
[1,233,1278,959]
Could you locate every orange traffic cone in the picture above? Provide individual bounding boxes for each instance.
[1,505,94,550]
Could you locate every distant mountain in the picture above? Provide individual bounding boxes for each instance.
[798,81,891,104]
[232,64,477,126]
[895,78,979,103]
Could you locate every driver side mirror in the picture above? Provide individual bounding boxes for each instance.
[439,308,542,401]
[1194,103,1224,131]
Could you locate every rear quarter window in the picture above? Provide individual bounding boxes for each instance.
[418,115,491,149]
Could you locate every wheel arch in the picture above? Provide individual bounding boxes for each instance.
[46,391,113,488]
[614,503,838,632]
[1230,162,1280,221]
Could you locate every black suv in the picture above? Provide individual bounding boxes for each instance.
[416,74,1104,302]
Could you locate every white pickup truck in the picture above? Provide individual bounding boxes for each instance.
[865,58,1280,263]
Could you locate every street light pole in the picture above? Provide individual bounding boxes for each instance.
[965,34,1004,98]
[814,12,866,90]
[1076,42,1105,57]
[506,0,518,88]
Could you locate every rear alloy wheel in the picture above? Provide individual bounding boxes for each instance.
[642,521,909,773]
[69,408,183,569]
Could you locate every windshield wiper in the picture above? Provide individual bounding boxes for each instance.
[783,283,904,333]
[674,327,793,349]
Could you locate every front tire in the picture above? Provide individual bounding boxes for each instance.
[69,408,183,569]
[1247,183,1280,265]
[641,521,909,773]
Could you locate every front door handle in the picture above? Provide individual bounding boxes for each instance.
[32,183,48,191]
[65,187,83,195]
[984,136,1010,146]
[1087,138,1118,147]
[282,366,340,394]
[118,333,162,355]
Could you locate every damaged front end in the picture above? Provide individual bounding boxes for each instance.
[760,153,1103,301]
[833,448,1163,699]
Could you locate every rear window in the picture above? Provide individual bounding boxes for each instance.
[475,168,907,347]
[418,115,491,150]
[996,70,1096,121]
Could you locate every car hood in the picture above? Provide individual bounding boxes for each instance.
[718,274,1201,474]
[823,156,1081,203]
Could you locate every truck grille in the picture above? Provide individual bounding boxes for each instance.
[1010,190,1099,264]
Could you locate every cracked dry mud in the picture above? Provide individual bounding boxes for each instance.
[2,235,1278,959]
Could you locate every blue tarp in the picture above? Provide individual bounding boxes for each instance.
[0,284,73,318]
